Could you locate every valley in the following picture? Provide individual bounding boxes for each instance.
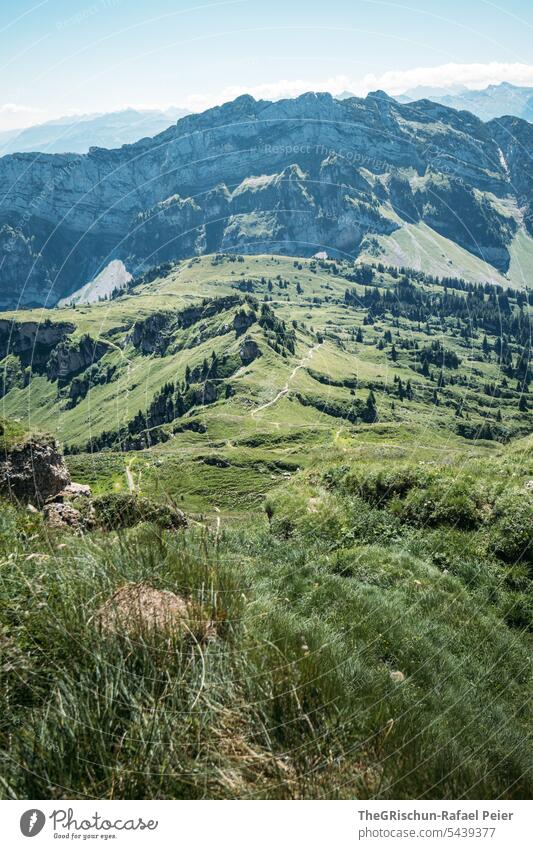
[1,253,530,511]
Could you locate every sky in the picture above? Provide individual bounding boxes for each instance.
[0,0,532,131]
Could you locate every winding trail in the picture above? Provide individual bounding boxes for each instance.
[251,342,322,417]
[125,464,136,493]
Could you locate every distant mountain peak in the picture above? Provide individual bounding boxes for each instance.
[366,89,395,102]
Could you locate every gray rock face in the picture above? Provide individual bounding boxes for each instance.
[46,335,109,382]
[0,91,529,307]
[233,309,256,337]
[239,337,261,365]
[189,381,218,406]
[130,312,173,355]
[0,319,75,367]
[43,501,83,530]
[0,435,70,506]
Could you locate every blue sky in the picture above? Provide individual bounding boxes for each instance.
[1,0,532,129]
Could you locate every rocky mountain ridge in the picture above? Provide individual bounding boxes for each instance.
[0,91,531,307]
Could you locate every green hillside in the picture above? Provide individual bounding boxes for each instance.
[2,254,530,507]
[0,254,531,799]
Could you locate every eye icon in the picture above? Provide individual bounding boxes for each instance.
[20,810,46,837]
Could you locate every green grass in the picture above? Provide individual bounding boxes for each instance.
[359,221,514,287]
[0,416,28,452]
[0,439,531,799]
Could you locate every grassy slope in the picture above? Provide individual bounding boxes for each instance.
[359,222,533,291]
[0,432,531,799]
[0,416,30,452]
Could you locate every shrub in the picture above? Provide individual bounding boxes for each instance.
[490,491,533,566]
[502,592,533,631]
[337,465,433,506]
[398,480,482,529]
[93,493,187,531]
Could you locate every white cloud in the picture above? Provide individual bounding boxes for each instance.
[182,62,533,110]
[182,75,353,111]
[361,62,533,95]
[0,103,38,113]
[0,103,44,132]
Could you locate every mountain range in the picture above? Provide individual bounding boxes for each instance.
[0,107,190,156]
[397,82,533,122]
[0,89,532,308]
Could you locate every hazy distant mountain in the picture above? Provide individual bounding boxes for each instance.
[0,128,24,149]
[334,90,357,100]
[1,90,532,307]
[0,107,190,156]
[398,82,533,122]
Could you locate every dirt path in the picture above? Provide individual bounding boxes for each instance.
[125,464,136,493]
[251,342,322,417]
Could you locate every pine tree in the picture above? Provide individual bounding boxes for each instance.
[364,390,378,422]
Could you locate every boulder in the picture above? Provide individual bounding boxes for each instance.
[94,583,190,636]
[44,481,95,530]
[0,435,70,507]
[43,502,83,530]
[94,583,216,641]
[51,482,92,501]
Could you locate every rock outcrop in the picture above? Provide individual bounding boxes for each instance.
[46,334,109,382]
[43,482,95,530]
[130,312,174,355]
[239,337,261,365]
[233,310,256,337]
[0,319,75,368]
[0,434,70,506]
[43,501,84,530]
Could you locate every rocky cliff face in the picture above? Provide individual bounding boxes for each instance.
[46,335,109,383]
[0,319,75,367]
[0,91,529,307]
